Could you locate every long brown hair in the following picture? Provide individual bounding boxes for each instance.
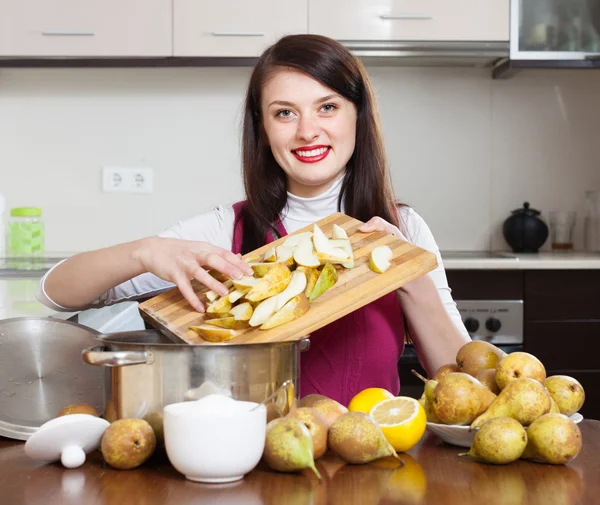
[239,34,401,253]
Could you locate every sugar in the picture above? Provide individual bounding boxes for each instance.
[195,394,244,416]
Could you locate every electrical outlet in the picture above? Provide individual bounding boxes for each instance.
[102,167,154,194]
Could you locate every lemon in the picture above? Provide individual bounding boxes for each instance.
[383,453,427,503]
[370,396,427,453]
[348,387,394,414]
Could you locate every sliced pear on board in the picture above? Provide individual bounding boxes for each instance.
[369,245,393,274]
[189,325,239,343]
[312,223,332,254]
[263,246,277,262]
[204,280,234,302]
[206,295,232,315]
[261,293,310,330]
[249,262,281,278]
[332,224,348,239]
[232,276,260,292]
[227,289,245,304]
[249,296,279,327]
[245,263,292,302]
[273,270,307,311]
[293,236,320,268]
[308,263,338,302]
[275,245,295,268]
[297,266,320,298]
[229,302,253,321]
[282,232,313,250]
[204,317,250,330]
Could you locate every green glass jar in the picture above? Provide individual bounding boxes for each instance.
[7,207,45,256]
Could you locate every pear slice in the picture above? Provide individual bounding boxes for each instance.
[249,296,279,327]
[245,263,292,302]
[329,239,353,256]
[312,223,332,254]
[204,280,234,302]
[249,262,280,278]
[261,293,310,330]
[282,232,313,250]
[369,245,393,273]
[275,245,295,268]
[273,270,307,311]
[297,266,320,298]
[232,276,260,292]
[204,317,250,330]
[332,224,348,239]
[229,302,253,321]
[308,263,338,302]
[263,246,277,262]
[228,289,245,304]
[206,295,232,315]
[293,236,320,268]
[189,325,238,343]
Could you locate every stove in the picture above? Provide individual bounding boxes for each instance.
[456,300,523,346]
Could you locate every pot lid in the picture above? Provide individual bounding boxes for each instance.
[510,201,542,216]
[0,317,105,440]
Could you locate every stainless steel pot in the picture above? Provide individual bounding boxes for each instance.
[82,330,309,429]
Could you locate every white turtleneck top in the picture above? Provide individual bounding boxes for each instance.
[37,177,468,339]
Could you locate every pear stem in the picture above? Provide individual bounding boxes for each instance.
[411,369,428,384]
[309,462,322,480]
[457,452,469,457]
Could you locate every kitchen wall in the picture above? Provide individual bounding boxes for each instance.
[1,65,599,253]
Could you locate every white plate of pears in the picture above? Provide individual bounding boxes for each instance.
[415,341,585,448]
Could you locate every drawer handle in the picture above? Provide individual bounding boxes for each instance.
[211,31,265,37]
[380,14,433,20]
[42,30,95,36]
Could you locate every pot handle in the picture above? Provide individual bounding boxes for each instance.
[299,338,310,352]
[82,345,153,367]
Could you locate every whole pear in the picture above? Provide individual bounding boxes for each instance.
[432,372,496,425]
[287,407,329,459]
[476,369,501,395]
[471,378,551,429]
[521,413,582,465]
[549,397,560,414]
[263,417,321,479]
[412,370,441,423]
[456,341,506,377]
[101,419,156,470]
[299,394,329,408]
[460,417,527,464]
[328,412,400,464]
[56,403,99,417]
[309,397,348,429]
[432,363,459,380]
[495,352,546,390]
[544,376,585,417]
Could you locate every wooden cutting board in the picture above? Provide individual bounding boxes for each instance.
[138,212,438,345]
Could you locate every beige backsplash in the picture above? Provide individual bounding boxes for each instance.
[1,66,599,253]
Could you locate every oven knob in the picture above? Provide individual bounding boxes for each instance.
[485,317,502,333]
[464,317,480,333]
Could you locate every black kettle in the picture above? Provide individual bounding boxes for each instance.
[502,202,549,253]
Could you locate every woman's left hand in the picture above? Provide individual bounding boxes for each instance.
[358,216,409,242]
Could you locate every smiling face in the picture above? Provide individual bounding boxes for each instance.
[261,68,358,198]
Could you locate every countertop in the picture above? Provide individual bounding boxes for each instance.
[441,251,600,270]
[1,420,598,505]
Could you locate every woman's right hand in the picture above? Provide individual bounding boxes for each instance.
[132,237,254,312]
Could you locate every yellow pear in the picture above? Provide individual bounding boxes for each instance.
[189,325,239,343]
[296,266,320,298]
[495,352,546,390]
[282,231,313,250]
[287,407,329,459]
[101,419,156,470]
[203,317,249,330]
[521,413,582,465]
[245,263,292,302]
[248,262,281,278]
[227,289,245,304]
[476,369,501,395]
[206,295,232,315]
[544,375,585,417]
[328,412,400,464]
[332,224,348,239]
[412,370,441,423]
[432,363,459,380]
[248,296,278,327]
[229,301,253,321]
[293,236,320,268]
[231,275,260,292]
[432,372,496,425]
[56,403,99,418]
[459,417,527,464]
[299,394,329,408]
[470,378,552,429]
[273,270,307,311]
[456,340,506,377]
[308,262,338,302]
[369,245,393,273]
[275,245,295,268]
[263,246,276,262]
[309,397,348,428]
[312,223,332,254]
[260,293,310,330]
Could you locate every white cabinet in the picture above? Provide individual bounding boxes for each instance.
[0,0,172,57]
[174,0,308,57]
[308,0,509,42]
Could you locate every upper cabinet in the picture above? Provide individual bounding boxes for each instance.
[174,0,308,57]
[308,0,509,42]
[0,0,172,57]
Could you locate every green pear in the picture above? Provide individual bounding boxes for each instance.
[544,376,585,417]
[460,417,527,464]
[470,378,551,430]
[263,417,321,479]
[456,341,506,377]
[521,413,582,465]
[432,372,496,425]
[328,412,401,464]
[495,352,546,390]
[308,263,338,302]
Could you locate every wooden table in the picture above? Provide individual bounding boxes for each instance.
[1,420,598,505]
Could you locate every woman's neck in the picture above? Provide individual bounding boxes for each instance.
[284,175,345,223]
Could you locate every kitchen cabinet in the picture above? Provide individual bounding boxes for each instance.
[308,0,509,42]
[173,0,308,57]
[0,0,172,57]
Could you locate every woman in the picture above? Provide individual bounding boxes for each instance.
[38,34,469,406]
